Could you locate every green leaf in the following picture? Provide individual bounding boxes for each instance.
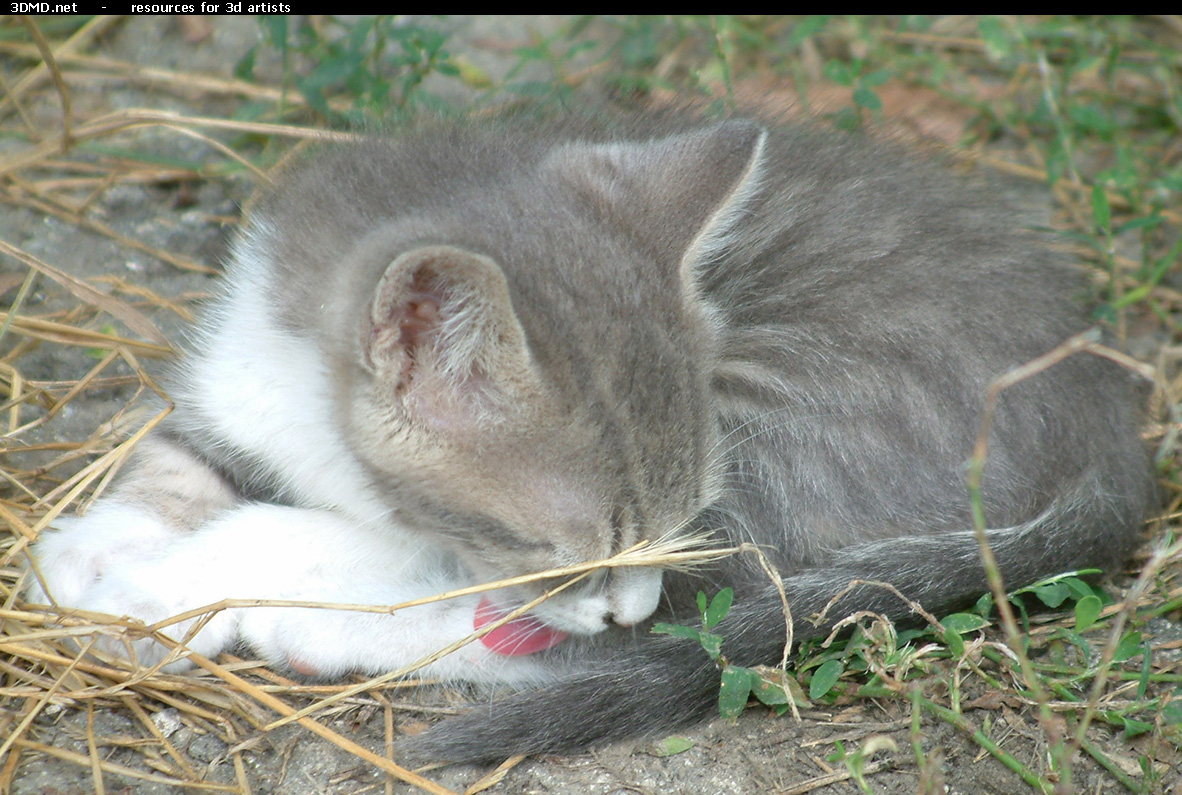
[1062,576,1099,601]
[306,52,365,90]
[294,77,329,116]
[942,626,964,657]
[789,16,830,46]
[85,325,118,359]
[719,665,753,718]
[748,669,791,706]
[1150,234,1182,285]
[1056,228,1104,251]
[260,14,287,47]
[809,659,845,700]
[861,69,891,88]
[453,56,490,88]
[704,588,734,629]
[1032,581,1070,608]
[1112,631,1143,663]
[1114,215,1163,235]
[973,592,994,616]
[1059,628,1093,661]
[852,86,882,111]
[978,17,1010,60]
[1007,592,1030,627]
[1162,697,1182,725]
[652,623,701,641]
[234,44,258,81]
[1070,104,1115,136]
[699,631,723,659]
[652,735,694,756]
[1092,302,1118,325]
[1074,594,1103,632]
[941,613,989,657]
[832,107,860,132]
[1138,642,1153,700]
[1045,143,1067,187]
[941,613,991,633]
[231,100,273,123]
[824,59,855,86]
[1092,183,1111,232]
[1121,716,1153,738]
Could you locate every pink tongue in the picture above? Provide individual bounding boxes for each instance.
[474,596,569,656]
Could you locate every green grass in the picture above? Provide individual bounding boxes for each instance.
[233,15,1181,333]
[2,14,1180,795]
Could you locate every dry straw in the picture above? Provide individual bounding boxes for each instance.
[2,15,1180,795]
[0,18,597,793]
[0,22,759,791]
[0,120,744,793]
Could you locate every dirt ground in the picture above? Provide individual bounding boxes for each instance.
[1,15,1179,795]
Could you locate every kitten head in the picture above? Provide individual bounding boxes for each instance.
[331,120,767,633]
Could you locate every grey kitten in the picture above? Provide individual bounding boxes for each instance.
[28,110,1152,764]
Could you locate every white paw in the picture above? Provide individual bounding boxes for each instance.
[26,504,241,671]
[25,504,175,608]
[238,596,550,684]
[240,605,401,678]
[80,568,239,671]
[24,501,558,685]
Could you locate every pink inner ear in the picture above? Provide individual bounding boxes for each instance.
[398,295,440,347]
[400,265,447,344]
[387,266,446,385]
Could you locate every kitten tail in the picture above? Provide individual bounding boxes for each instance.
[403,468,1147,763]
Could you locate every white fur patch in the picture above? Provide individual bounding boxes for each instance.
[180,229,391,526]
[26,232,561,684]
[32,501,548,682]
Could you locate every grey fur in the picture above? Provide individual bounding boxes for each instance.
[139,111,1163,760]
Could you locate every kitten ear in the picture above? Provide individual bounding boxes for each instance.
[548,121,767,272]
[365,245,535,426]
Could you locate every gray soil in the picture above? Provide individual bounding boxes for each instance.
[2,15,1178,795]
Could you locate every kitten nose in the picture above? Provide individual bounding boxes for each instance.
[607,568,664,627]
[611,610,640,628]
